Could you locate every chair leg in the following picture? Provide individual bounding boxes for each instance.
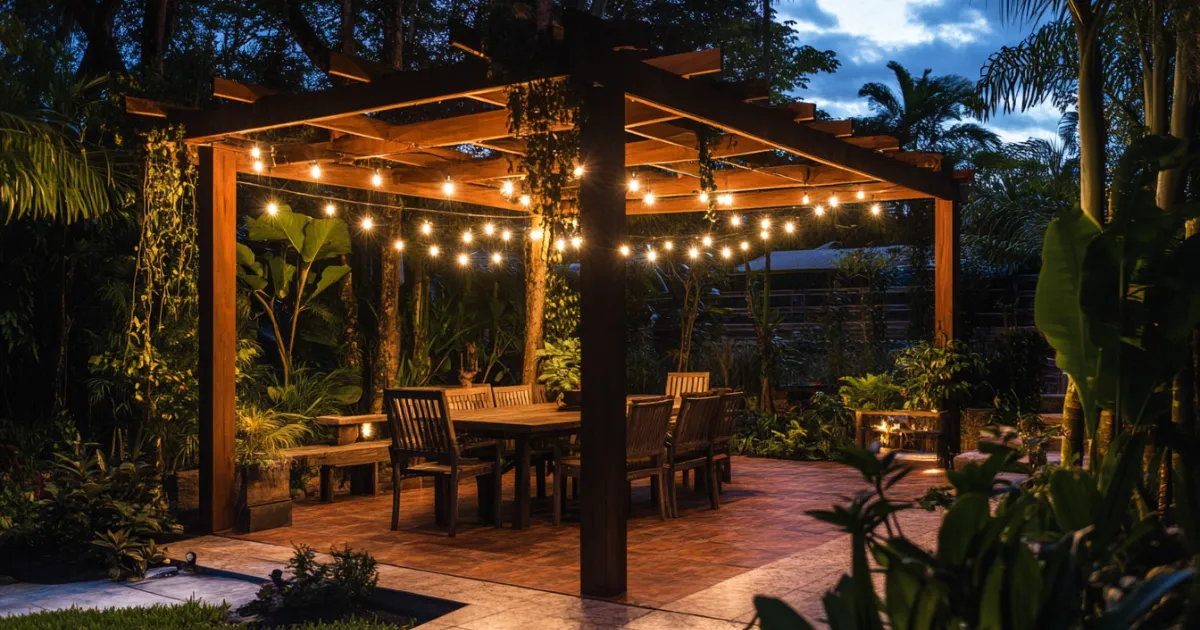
[434,478,447,527]
[552,464,564,526]
[668,466,679,518]
[681,469,690,489]
[448,473,459,538]
[571,476,579,499]
[656,473,668,521]
[708,459,720,510]
[722,458,732,484]
[493,467,503,528]
[391,464,402,530]
[536,459,547,499]
[650,476,660,506]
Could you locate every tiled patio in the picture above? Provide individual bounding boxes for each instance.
[234,456,946,609]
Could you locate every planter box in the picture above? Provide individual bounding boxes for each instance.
[854,408,959,469]
[960,408,995,453]
[237,462,292,533]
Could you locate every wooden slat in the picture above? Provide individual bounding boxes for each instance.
[789,102,816,122]
[804,119,853,137]
[328,109,522,156]
[126,96,172,118]
[641,48,721,77]
[328,51,393,83]
[632,164,873,198]
[844,135,900,151]
[627,182,928,214]
[214,76,410,141]
[213,77,274,103]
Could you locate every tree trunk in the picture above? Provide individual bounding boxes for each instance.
[1158,29,1193,210]
[140,0,179,77]
[411,254,429,383]
[1075,17,1107,226]
[270,0,332,71]
[383,0,404,69]
[339,254,362,374]
[340,0,356,56]
[522,215,549,385]
[373,217,403,412]
[66,0,126,77]
[756,250,774,412]
[760,0,771,84]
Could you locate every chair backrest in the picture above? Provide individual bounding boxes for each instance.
[713,391,746,445]
[531,383,549,404]
[673,394,722,453]
[626,397,674,461]
[493,384,533,408]
[666,372,710,397]
[384,388,459,460]
[443,385,495,411]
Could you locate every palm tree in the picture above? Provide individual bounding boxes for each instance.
[856,61,1000,166]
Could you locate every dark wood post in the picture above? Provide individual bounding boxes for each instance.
[198,145,239,533]
[573,56,629,597]
[933,192,961,344]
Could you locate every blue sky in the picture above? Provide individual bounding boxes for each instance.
[778,0,1063,144]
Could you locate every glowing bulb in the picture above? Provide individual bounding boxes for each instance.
[492,252,502,264]
[721,247,732,259]
[573,165,584,178]
[699,191,710,203]
[643,191,655,206]
[701,235,713,247]
[462,231,473,244]
[663,240,674,251]
[740,241,750,251]
[421,222,433,235]
[250,146,261,159]
[730,215,741,227]
[501,229,512,241]
[620,245,631,257]
[457,253,469,266]
[266,202,278,216]
[647,249,657,262]
[784,221,795,234]
[393,240,404,251]
[871,203,882,216]
[324,203,336,216]
[530,228,543,240]
[361,216,374,230]
[688,247,700,259]
[429,245,440,257]
[520,194,531,207]
[501,181,515,196]
[555,238,567,252]
[801,192,810,205]
[829,194,839,207]
[252,159,264,173]
[310,162,321,179]
[760,218,771,229]
[442,178,455,196]
[483,223,495,236]
[372,169,383,187]
[720,193,734,206]
[814,205,825,217]
[856,189,865,200]
[571,236,582,249]
[628,176,640,192]
[760,230,769,240]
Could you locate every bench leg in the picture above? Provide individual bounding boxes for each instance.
[320,466,335,502]
[349,463,378,496]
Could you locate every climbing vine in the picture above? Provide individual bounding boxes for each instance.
[697,126,719,222]
[543,256,580,343]
[506,78,581,235]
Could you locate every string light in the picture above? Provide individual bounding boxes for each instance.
[628,175,640,192]
[430,245,440,257]
[719,193,734,206]
[699,191,710,203]
[555,238,567,252]
[309,162,321,179]
[266,202,279,216]
[252,159,264,173]
[829,194,839,208]
[421,222,433,235]
[801,192,810,205]
[760,217,771,229]
[814,205,825,217]
[250,146,261,159]
[784,221,795,234]
[870,203,882,216]
[483,223,495,236]
[620,245,631,257]
[324,203,336,217]
[701,235,713,247]
[856,188,865,200]
[760,229,769,240]
[442,177,455,196]
[643,191,655,206]
[501,229,512,241]
[573,165,584,178]
[688,247,700,260]
[372,169,383,187]
[530,228,544,240]
[393,240,404,251]
[520,194,532,207]
[501,181,515,196]
[730,215,741,226]
[663,240,674,251]
[721,247,732,259]
[457,253,469,266]
[462,231,473,243]
[492,252,503,264]
[571,236,583,249]
[740,241,750,251]
[360,216,374,230]
[647,249,657,262]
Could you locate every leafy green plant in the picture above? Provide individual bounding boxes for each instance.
[536,337,581,397]
[250,545,380,624]
[90,529,167,581]
[236,206,351,387]
[838,373,904,410]
[235,405,310,468]
[894,340,985,410]
[730,394,855,461]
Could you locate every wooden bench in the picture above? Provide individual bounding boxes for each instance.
[283,441,390,502]
[314,414,387,446]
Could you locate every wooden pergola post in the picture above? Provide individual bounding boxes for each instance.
[934,192,961,343]
[198,144,239,533]
[573,54,629,598]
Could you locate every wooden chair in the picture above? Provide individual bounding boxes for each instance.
[712,391,746,488]
[383,388,503,537]
[532,383,549,404]
[666,393,723,517]
[492,384,534,408]
[665,372,710,398]
[553,396,673,524]
[443,385,494,411]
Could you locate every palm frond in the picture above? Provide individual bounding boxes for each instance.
[0,110,115,224]
[976,18,1077,118]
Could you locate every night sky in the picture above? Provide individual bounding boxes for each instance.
[778,0,1063,144]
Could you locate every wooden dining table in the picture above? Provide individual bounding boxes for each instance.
[451,403,580,529]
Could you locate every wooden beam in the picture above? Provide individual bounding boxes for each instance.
[789,102,815,122]
[174,60,521,142]
[844,135,900,151]
[213,77,274,103]
[583,53,958,199]
[328,109,519,156]
[641,48,722,77]
[197,145,239,534]
[213,76,412,141]
[935,193,961,343]
[126,96,192,118]
[627,182,928,214]
[327,51,393,83]
[803,119,853,137]
[632,164,873,198]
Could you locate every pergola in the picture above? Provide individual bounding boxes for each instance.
[130,10,968,597]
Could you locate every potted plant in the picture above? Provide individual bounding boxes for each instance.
[235,405,311,532]
[537,338,581,410]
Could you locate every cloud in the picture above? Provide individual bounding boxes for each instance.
[780,0,992,52]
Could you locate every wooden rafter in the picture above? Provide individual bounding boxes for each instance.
[626,181,929,215]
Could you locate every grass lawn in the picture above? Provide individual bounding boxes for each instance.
[0,601,412,629]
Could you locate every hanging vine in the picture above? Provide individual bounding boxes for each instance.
[506,78,581,237]
[697,126,720,222]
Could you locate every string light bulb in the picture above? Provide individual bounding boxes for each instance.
[719,193,734,206]
[483,223,495,236]
[663,240,674,251]
[529,227,543,240]
[702,235,713,247]
[730,215,741,226]
[252,159,264,173]
[628,175,640,192]
[501,229,512,241]
[520,194,531,207]
[643,191,655,206]
[784,221,795,234]
[620,245,631,257]
[814,205,825,217]
[870,203,882,216]
[393,240,404,251]
[360,216,374,230]
[647,249,657,262]
[721,247,732,259]
[457,253,469,266]
[421,222,433,235]
[501,181,515,196]
[324,203,336,216]
[250,145,261,159]
[688,247,700,260]
[760,217,771,229]
[462,231,473,244]
[571,236,583,249]
[266,202,279,216]
[829,194,839,207]
[760,229,770,240]
[309,162,321,179]
[699,191,710,204]
[429,245,440,257]
[856,188,865,200]
[740,241,750,251]
[573,165,584,178]
[442,177,455,196]
[555,238,567,252]
[492,252,503,264]
[372,169,383,188]
[801,192,810,205]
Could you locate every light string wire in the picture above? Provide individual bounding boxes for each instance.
[240,179,533,220]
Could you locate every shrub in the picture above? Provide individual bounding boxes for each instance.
[730,394,855,461]
[0,600,411,629]
[249,545,380,623]
[837,373,904,410]
[893,340,985,410]
[235,405,311,468]
[536,338,581,398]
